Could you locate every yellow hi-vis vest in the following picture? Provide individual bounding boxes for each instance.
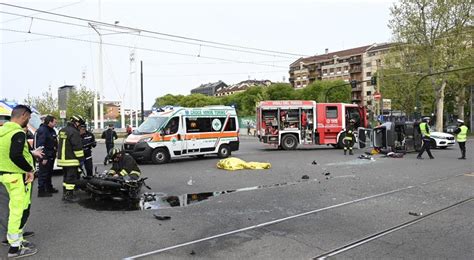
[0,122,34,173]
[419,122,430,137]
[457,125,468,142]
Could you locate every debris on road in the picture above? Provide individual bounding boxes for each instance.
[409,212,423,216]
[154,214,171,221]
[190,250,196,255]
[312,160,318,165]
[385,152,405,158]
[323,171,330,176]
[301,175,310,180]
[187,177,194,185]
[217,157,271,171]
[358,154,374,161]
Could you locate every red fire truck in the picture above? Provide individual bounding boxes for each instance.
[256,100,367,150]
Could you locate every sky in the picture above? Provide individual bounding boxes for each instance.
[0,0,396,109]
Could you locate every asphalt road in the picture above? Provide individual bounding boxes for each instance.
[1,137,473,259]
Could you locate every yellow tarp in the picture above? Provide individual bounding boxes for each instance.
[217,157,271,171]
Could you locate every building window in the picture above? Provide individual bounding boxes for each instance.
[323,69,327,74]
[337,67,342,72]
[367,91,372,96]
[329,68,334,73]
[366,62,372,67]
[366,72,372,77]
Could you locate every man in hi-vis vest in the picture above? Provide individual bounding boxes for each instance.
[417,117,434,160]
[0,105,43,258]
[454,119,468,160]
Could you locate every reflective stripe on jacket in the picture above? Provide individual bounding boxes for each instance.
[57,124,84,167]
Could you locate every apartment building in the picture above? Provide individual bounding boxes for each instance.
[190,81,228,96]
[215,79,272,96]
[289,43,393,108]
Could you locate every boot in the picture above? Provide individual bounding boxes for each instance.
[344,150,347,155]
[46,187,59,193]
[349,150,353,155]
[38,188,52,198]
[62,190,79,203]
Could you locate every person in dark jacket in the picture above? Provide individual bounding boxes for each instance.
[101,124,117,165]
[107,148,141,179]
[35,115,58,197]
[57,116,85,202]
[80,125,96,177]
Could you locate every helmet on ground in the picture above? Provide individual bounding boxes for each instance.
[70,115,85,125]
[108,147,121,160]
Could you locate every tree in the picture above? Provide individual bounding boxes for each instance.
[389,0,472,130]
[23,86,59,118]
[265,83,294,100]
[66,86,95,122]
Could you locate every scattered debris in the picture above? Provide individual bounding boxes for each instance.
[358,154,373,160]
[154,214,171,221]
[301,175,310,180]
[409,212,423,216]
[385,152,405,158]
[190,250,196,255]
[364,152,372,156]
[312,160,318,165]
[323,171,330,176]
[187,177,194,186]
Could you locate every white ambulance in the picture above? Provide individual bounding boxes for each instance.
[123,106,240,164]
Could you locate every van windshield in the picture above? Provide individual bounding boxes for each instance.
[137,116,167,134]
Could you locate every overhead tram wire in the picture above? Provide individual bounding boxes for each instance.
[0,0,83,24]
[0,27,288,69]
[0,10,299,59]
[0,3,310,57]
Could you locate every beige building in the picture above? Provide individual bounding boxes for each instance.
[215,80,272,97]
[289,43,394,109]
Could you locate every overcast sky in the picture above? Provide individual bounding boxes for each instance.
[0,0,396,109]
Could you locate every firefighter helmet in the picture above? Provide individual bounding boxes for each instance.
[108,147,121,160]
[70,115,85,125]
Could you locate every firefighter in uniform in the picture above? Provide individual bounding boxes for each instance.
[79,125,96,177]
[453,119,468,160]
[57,115,85,202]
[417,117,434,160]
[107,148,141,179]
[343,119,356,155]
[0,105,43,258]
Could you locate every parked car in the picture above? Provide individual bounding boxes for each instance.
[429,129,455,149]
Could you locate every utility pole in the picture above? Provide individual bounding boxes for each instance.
[140,60,144,124]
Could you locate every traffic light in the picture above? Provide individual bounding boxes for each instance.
[370,76,377,85]
[350,80,358,88]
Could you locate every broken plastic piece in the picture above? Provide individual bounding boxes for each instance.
[302,175,309,180]
[154,214,171,220]
[408,212,422,216]
[312,160,318,165]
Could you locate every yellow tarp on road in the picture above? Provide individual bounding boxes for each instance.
[217,157,271,171]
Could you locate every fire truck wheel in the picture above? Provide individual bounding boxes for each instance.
[151,148,170,164]
[281,134,298,150]
[218,144,231,158]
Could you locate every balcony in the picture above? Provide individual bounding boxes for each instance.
[348,57,362,64]
[349,66,362,73]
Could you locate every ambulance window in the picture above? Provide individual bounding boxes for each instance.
[326,106,338,118]
[164,117,179,135]
[224,118,236,131]
[186,118,212,133]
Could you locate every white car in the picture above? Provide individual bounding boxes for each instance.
[429,131,455,149]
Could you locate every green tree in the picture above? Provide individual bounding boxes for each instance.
[389,0,472,130]
[66,86,95,122]
[265,83,294,100]
[23,86,59,118]
[154,94,185,107]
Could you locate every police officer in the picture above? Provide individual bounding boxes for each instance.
[107,148,141,179]
[57,115,85,203]
[343,119,356,155]
[79,125,96,177]
[417,117,434,160]
[35,115,58,197]
[453,119,468,160]
[0,105,43,258]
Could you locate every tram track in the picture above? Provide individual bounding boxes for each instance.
[124,173,467,259]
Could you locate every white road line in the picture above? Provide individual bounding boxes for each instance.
[123,173,465,259]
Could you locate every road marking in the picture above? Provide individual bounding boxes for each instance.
[123,173,465,259]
